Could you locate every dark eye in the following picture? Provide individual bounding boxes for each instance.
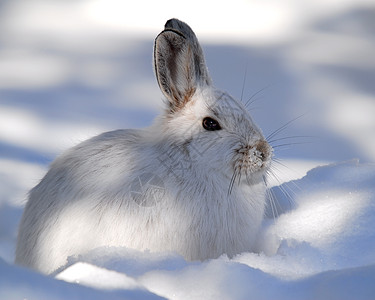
[202,117,221,131]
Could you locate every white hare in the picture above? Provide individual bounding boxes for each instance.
[15,19,272,274]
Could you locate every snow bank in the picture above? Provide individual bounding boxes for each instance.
[0,258,165,300]
[54,160,375,299]
[2,160,373,300]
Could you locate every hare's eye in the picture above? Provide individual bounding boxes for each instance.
[202,117,221,131]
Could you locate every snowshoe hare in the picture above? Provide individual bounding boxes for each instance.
[16,18,272,274]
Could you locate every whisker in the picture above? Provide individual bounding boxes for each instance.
[244,85,271,109]
[263,173,278,219]
[272,157,295,173]
[268,172,293,211]
[240,62,248,102]
[271,158,293,175]
[272,141,315,149]
[237,168,242,186]
[268,162,298,208]
[228,168,238,195]
[272,159,303,195]
[272,170,296,200]
[246,102,264,112]
[246,171,253,186]
[268,135,317,144]
[266,185,279,220]
[228,130,246,141]
[266,112,310,142]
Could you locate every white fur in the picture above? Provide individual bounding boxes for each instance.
[15,19,272,274]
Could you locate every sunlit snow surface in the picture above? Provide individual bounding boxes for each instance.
[1,0,375,299]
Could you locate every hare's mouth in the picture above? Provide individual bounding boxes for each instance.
[234,140,272,171]
[228,140,272,191]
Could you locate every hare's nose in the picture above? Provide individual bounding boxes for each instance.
[255,140,272,161]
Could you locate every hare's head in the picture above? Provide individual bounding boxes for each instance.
[153,19,272,188]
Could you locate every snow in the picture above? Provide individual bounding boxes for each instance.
[0,258,165,300]
[1,0,375,299]
[49,160,375,299]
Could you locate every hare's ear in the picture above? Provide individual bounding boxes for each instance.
[154,19,211,112]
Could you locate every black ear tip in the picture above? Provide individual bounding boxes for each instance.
[164,18,181,30]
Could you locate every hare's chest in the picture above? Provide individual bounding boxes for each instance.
[159,190,262,258]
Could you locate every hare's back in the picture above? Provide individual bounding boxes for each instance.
[50,128,142,191]
[29,129,143,207]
